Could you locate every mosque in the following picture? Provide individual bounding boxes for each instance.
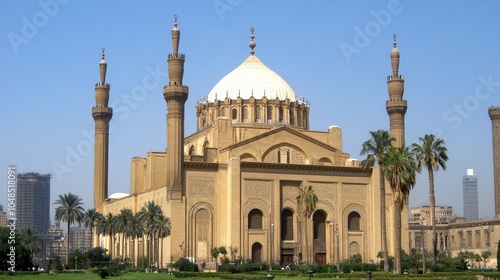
[92,17,409,267]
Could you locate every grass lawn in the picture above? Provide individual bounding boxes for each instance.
[0,272,310,280]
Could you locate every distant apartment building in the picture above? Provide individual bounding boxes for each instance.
[0,205,7,227]
[16,172,51,234]
[69,226,93,253]
[43,222,67,263]
[410,205,457,225]
[463,169,479,221]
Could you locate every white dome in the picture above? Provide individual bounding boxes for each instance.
[108,192,129,199]
[207,55,297,102]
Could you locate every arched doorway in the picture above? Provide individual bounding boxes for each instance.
[313,211,326,265]
[252,242,262,263]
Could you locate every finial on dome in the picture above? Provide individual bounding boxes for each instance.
[249,27,256,55]
[393,34,397,48]
[101,48,105,61]
[174,15,178,29]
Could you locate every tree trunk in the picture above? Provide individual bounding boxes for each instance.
[394,202,402,274]
[304,215,309,264]
[380,168,389,272]
[67,221,70,266]
[428,166,437,266]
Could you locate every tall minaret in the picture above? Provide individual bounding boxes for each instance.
[386,34,407,147]
[489,106,500,217]
[92,48,113,209]
[163,15,189,200]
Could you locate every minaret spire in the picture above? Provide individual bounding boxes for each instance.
[164,15,189,200]
[99,48,107,86]
[92,48,113,210]
[249,27,256,55]
[171,15,180,57]
[390,34,400,78]
[386,34,407,148]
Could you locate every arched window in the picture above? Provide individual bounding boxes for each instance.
[279,107,284,122]
[252,243,262,263]
[348,212,361,231]
[313,211,326,240]
[415,235,422,249]
[220,107,225,117]
[281,209,293,240]
[243,106,249,122]
[248,209,263,229]
[232,108,238,120]
[189,145,195,155]
[267,106,273,120]
[290,110,294,125]
[255,106,261,121]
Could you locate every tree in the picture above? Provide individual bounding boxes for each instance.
[115,208,133,259]
[211,247,220,264]
[124,212,144,266]
[412,134,448,266]
[155,214,171,269]
[138,201,164,269]
[219,246,228,263]
[360,129,393,272]
[17,227,41,265]
[296,185,318,263]
[97,213,116,260]
[53,192,85,266]
[84,208,103,249]
[379,145,417,274]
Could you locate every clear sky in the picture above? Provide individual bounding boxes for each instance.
[1,1,500,225]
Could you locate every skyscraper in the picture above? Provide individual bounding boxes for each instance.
[463,169,478,221]
[16,172,51,235]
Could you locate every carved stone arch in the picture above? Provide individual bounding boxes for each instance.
[189,145,195,155]
[262,143,306,164]
[282,198,297,212]
[349,241,360,257]
[319,157,332,166]
[188,202,215,263]
[220,106,226,117]
[244,199,270,229]
[240,153,257,162]
[202,140,209,157]
[342,203,367,231]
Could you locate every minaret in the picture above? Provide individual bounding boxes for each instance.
[92,48,113,209]
[163,15,189,200]
[386,34,407,147]
[489,106,500,217]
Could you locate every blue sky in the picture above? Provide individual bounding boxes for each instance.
[1,1,500,224]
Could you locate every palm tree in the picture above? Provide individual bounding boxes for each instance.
[97,213,116,260]
[379,145,417,274]
[84,208,103,248]
[296,185,318,264]
[18,227,41,265]
[53,192,85,266]
[360,129,393,272]
[412,134,448,266]
[138,201,164,270]
[116,208,133,259]
[155,214,172,269]
[124,212,145,266]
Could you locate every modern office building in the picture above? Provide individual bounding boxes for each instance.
[463,169,479,222]
[16,172,51,235]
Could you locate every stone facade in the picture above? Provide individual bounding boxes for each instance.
[94,19,408,267]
